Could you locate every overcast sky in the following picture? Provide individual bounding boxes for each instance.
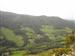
[0,0,75,20]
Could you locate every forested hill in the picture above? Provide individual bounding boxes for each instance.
[0,11,75,56]
[0,11,75,30]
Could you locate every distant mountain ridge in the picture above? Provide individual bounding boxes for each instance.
[0,11,75,30]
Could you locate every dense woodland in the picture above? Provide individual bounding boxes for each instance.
[0,11,75,56]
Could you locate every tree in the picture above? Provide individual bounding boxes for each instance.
[40,25,56,39]
[64,31,75,47]
[22,27,37,52]
[23,27,37,45]
[1,27,24,47]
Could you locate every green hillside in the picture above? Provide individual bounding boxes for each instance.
[0,11,75,56]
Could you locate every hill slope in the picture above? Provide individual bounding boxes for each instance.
[0,11,75,30]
